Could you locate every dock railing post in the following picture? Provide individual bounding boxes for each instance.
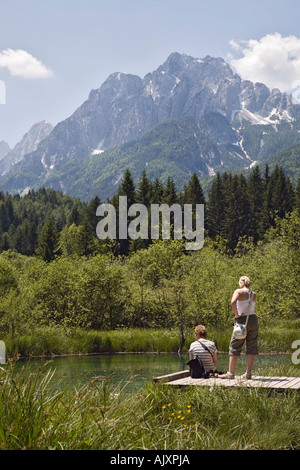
[0,340,6,364]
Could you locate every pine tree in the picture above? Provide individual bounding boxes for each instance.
[0,232,10,252]
[150,178,164,204]
[247,165,264,242]
[268,165,295,223]
[86,195,101,232]
[4,196,15,227]
[36,220,60,262]
[237,174,251,240]
[296,178,300,215]
[68,205,81,226]
[0,196,15,233]
[260,164,273,234]
[218,173,251,251]
[162,177,177,205]
[135,170,151,207]
[131,170,152,251]
[180,173,206,233]
[206,173,226,240]
[13,221,37,255]
[182,173,205,205]
[117,169,136,255]
[118,168,136,207]
[263,164,270,188]
[80,217,97,256]
[222,174,238,249]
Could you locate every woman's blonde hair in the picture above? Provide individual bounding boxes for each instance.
[194,325,207,338]
[239,276,251,288]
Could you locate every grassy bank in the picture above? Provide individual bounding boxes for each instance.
[3,319,300,358]
[0,362,299,450]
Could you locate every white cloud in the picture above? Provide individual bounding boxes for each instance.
[0,48,53,79]
[228,33,300,100]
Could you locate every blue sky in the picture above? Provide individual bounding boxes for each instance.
[1,0,300,147]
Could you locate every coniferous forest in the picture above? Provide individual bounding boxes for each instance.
[0,164,298,258]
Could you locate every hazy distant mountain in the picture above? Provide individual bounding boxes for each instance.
[0,52,299,199]
[0,121,53,175]
[0,140,10,160]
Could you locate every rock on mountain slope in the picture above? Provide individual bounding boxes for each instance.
[1,52,300,199]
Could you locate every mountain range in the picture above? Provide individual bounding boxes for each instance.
[0,52,299,201]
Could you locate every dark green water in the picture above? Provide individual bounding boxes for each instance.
[13,352,293,392]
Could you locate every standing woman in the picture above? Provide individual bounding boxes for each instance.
[221,276,259,379]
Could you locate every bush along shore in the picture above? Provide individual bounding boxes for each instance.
[3,321,300,359]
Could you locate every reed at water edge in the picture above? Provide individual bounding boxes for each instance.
[3,319,300,358]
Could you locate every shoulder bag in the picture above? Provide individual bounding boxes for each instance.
[186,340,214,378]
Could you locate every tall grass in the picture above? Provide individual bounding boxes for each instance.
[0,362,299,450]
[4,320,300,358]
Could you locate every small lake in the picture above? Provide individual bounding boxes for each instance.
[12,352,293,393]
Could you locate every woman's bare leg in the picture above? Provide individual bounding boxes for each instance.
[246,354,256,374]
[229,356,238,374]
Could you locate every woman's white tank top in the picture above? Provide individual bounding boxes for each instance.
[236,290,255,316]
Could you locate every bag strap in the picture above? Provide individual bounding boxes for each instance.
[244,291,254,328]
[197,340,213,357]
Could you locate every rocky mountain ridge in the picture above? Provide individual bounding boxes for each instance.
[32,53,300,168]
[0,52,299,199]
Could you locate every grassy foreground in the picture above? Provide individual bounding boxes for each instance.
[4,319,300,358]
[1,321,299,450]
[0,361,299,450]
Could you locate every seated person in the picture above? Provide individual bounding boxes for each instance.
[189,324,218,373]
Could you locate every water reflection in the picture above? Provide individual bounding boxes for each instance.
[13,353,292,392]
[15,353,189,392]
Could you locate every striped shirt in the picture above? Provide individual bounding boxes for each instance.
[189,339,217,373]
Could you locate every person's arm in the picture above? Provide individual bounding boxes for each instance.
[212,352,217,367]
[231,289,240,318]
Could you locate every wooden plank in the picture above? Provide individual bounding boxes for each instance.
[263,377,289,389]
[154,370,190,383]
[242,376,300,390]
[240,376,266,388]
[279,376,300,389]
[292,379,300,389]
[244,376,287,389]
[153,372,300,390]
[292,378,300,389]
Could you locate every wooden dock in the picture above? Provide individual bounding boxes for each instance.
[154,370,300,391]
